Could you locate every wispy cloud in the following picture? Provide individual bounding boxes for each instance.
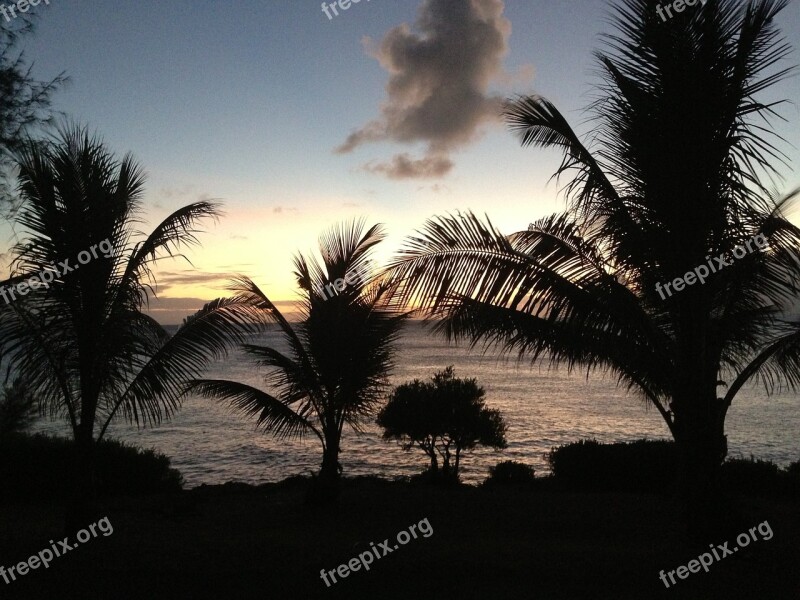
[273,206,299,214]
[159,184,196,199]
[418,183,450,194]
[363,153,453,180]
[145,297,305,325]
[336,0,520,180]
[158,184,216,204]
[154,270,237,293]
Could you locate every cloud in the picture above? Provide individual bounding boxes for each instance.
[145,297,305,325]
[157,271,230,285]
[160,185,195,199]
[336,0,516,180]
[159,185,216,204]
[418,183,450,193]
[363,153,453,180]
[143,288,307,325]
[154,270,237,293]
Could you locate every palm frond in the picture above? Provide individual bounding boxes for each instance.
[120,201,222,302]
[97,296,260,439]
[188,379,321,442]
[724,317,800,403]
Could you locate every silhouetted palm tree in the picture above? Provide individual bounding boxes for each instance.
[387,0,800,517]
[0,126,250,511]
[189,221,407,502]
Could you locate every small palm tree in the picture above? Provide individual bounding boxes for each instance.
[0,126,251,508]
[387,0,800,521]
[189,221,408,502]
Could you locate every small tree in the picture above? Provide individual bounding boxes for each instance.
[0,377,36,439]
[377,367,507,479]
[0,15,65,209]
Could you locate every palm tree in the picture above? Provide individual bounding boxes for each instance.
[189,221,408,502]
[0,126,252,512]
[387,0,800,519]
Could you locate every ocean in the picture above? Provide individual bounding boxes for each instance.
[31,322,800,486]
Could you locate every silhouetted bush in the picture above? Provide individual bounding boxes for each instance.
[483,460,536,488]
[547,440,797,497]
[0,433,183,502]
[787,461,800,496]
[720,456,793,497]
[547,439,677,493]
[408,467,462,486]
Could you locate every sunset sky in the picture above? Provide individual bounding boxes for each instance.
[2,0,799,323]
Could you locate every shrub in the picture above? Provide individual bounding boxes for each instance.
[409,468,461,486]
[0,434,183,503]
[719,457,784,497]
[547,439,676,493]
[547,440,797,497]
[93,438,184,495]
[484,460,536,488]
[786,461,800,496]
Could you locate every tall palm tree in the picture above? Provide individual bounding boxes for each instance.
[0,126,252,509]
[387,0,800,516]
[189,221,408,502]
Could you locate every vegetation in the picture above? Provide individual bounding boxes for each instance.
[0,15,65,207]
[189,221,408,503]
[544,439,798,497]
[483,460,536,488]
[4,475,800,598]
[0,434,183,502]
[719,456,791,497]
[547,439,677,493]
[0,377,36,438]
[0,126,248,513]
[386,0,800,520]
[0,12,796,597]
[377,367,507,480]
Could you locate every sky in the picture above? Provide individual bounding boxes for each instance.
[2,0,799,323]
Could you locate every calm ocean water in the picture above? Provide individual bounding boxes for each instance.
[31,322,800,486]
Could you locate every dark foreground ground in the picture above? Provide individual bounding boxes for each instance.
[0,478,797,600]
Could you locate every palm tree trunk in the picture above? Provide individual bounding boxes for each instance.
[309,433,341,505]
[66,421,98,535]
[319,443,340,482]
[673,396,729,537]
